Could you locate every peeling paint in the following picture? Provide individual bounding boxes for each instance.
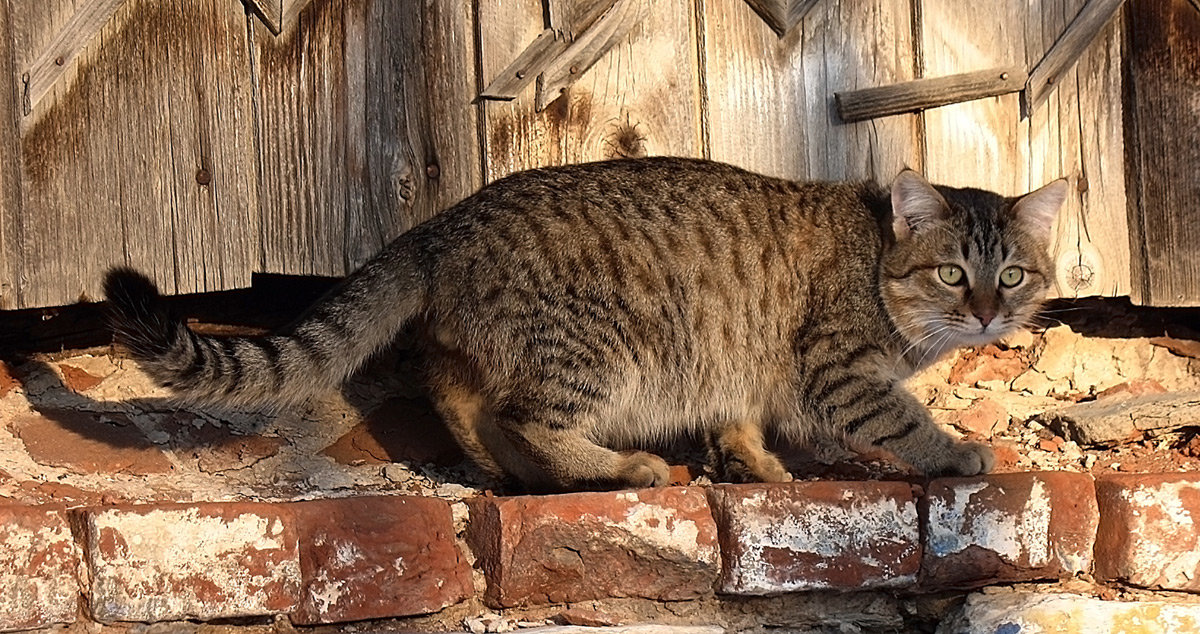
[1120,480,1200,588]
[724,488,918,593]
[621,502,717,565]
[927,479,1051,567]
[0,509,78,630]
[87,506,300,622]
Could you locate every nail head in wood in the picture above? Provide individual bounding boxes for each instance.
[426,164,441,179]
[195,168,212,186]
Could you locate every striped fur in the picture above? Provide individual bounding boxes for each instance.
[104,158,1065,491]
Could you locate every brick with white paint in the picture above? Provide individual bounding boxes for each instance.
[1095,473,1200,591]
[467,487,719,608]
[921,472,1097,589]
[85,503,301,622]
[708,481,920,594]
[0,504,79,632]
[289,495,473,624]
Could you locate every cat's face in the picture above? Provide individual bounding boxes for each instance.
[880,171,1067,361]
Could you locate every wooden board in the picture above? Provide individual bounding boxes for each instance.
[1124,0,1200,305]
[253,0,478,276]
[7,0,259,308]
[0,0,20,309]
[477,0,702,181]
[920,0,1130,300]
[701,0,920,181]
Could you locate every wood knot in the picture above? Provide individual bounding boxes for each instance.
[1068,264,1094,290]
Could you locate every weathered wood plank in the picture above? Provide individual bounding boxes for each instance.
[253,0,351,277]
[357,0,481,268]
[803,0,921,180]
[1073,9,1129,298]
[0,0,21,309]
[254,0,480,277]
[835,66,1025,123]
[8,0,258,308]
[702,0,919,181]
[1025,0,1130,299]
[919,0,1029,193]
[478,0,701,181]
[1124,0,1200,305]
[1024,0,1125,114]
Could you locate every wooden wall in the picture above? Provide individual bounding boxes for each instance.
[0,0,1186,309]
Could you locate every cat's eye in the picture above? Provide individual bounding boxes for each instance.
[999,266,1025,288]
[937,264,965,286]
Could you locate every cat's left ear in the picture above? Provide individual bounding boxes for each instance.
[1011,178,1069,237]
[890,169,949,240]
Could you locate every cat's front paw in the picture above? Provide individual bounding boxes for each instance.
[617,451,672,488]
[930,441,995,477]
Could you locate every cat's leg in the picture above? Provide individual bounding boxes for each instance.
[811,374,993,476]
[490,396,671,491]
[706,420,792,483]
[425,362,507,482]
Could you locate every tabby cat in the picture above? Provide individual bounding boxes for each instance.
[104,157,1066,491]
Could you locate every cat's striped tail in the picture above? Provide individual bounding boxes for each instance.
[102,240,428,407]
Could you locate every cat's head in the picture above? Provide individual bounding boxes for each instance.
[879,170,1068,361]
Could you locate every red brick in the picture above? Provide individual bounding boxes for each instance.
[289,496,472,624]
[708,481,919,594]
[84,503,300,622]
[13,410,174,474]
[922,472,1097,589]
[0,505,79,631]
[467,487,718,608]
[1095,473,1200,591]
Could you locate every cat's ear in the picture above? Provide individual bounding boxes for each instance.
[890,169,948,240]
[1011,179,1068,237]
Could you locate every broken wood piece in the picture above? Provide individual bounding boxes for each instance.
[1023,0,1126,115]
[547,0,620,39]
[1041,391,1200,447]
[834,67,1026,123]
[743,0,821,37]
[244,0,283,35]
[479,29,570,101]
[535,0,651,111]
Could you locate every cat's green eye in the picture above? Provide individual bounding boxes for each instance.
[937,264,965,286]
[1000,266,1025,288]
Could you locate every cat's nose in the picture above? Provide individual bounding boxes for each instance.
[974,309,997,327]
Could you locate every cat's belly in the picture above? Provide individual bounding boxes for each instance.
[585,367,789,447]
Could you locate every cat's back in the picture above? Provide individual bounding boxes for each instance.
[420,156,884,267]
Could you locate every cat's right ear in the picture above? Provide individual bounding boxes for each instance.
[890,169,948,240]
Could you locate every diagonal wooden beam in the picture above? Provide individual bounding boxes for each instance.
[20,0,127,116]
[535,0,649,110]
[743,0,821,37]
[479,29,570,101]
[243,0,315,37]
[1023,0,1126,115]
